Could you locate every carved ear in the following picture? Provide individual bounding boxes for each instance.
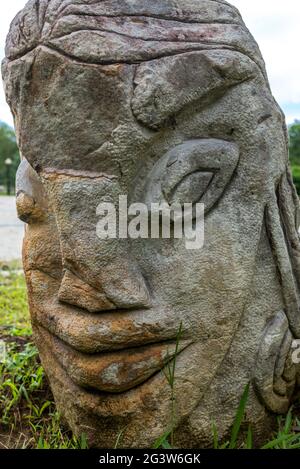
[132,50,258,130]
[253,311,297,414]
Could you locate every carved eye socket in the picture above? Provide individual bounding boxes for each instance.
[143,139,239,214]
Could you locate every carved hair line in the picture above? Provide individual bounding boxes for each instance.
[4,0,265,75]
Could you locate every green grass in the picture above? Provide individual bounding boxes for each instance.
[155,353,300,449]
[261,409,300,449]
[0,262,87,449]
[212,386,300,449]
[0,261,31,337]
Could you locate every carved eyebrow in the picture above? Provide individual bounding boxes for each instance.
[131,49,259,130]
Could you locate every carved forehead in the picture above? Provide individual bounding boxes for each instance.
[5,0,265,75]
[2,0,273,172]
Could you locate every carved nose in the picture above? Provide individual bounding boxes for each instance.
[58,269,150,313]
[42,172,151,313]
[58,270,114,312]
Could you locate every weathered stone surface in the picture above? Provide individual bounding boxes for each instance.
[2,0,300,448]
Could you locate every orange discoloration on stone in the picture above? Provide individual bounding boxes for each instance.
[38,325,191,393]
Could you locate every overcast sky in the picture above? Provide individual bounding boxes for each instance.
[0,0,300,127]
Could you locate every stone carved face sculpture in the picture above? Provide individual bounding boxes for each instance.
[2,0,300,447]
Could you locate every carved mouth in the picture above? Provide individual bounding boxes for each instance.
[36,325,191,393]
[31,276,187,354]
[29,272,192,392]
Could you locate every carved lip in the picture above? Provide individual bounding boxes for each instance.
[34,297,187,355]
[36,325,192,393]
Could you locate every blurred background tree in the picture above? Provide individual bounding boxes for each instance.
[289,120,300,195]
[0,121,19,195]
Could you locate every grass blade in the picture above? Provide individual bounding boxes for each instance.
[212,421,219,449]
[229,382,250,449]
[246,425,253,449]
[153,429,172,449]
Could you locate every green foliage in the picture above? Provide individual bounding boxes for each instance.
[246,425,253,449]
[229,383,250,449]
[289,120,300,165]
[154,322,183,449]
[0,339,87,449]
[289,120,300,195]
[114,426,128,449]
[212,388,300,450]
[0,264,87,449]
[0,122,19,193]
[153,429,173,450]
[291,164,300,195]
[0,340,46,426]
[0,265,31,337]
[261,409,300,449]
[212,383,251,450]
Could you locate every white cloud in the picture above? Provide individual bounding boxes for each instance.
[0,0,299,126]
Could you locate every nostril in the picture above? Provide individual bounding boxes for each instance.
[58,270,116,313]
[58,268,152,313]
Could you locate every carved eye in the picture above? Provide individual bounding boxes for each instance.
[143,139,239,215]
[165,171,214,206]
